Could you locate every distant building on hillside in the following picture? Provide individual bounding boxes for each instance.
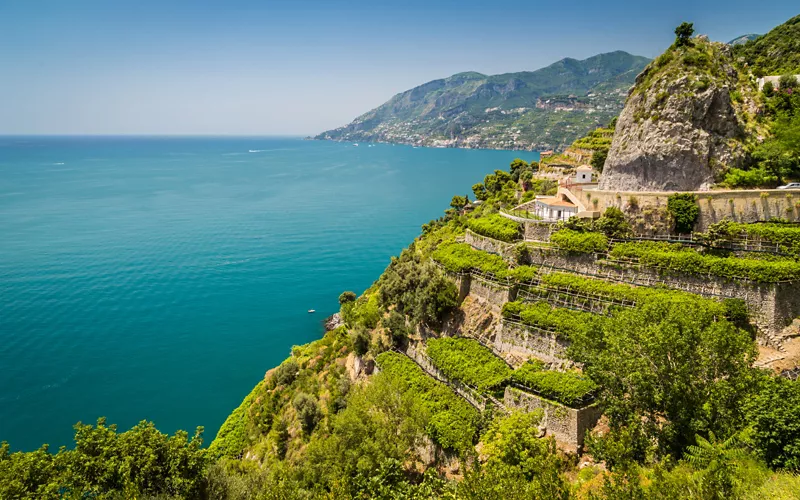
[757,75,800,90]
[574,165,594,184]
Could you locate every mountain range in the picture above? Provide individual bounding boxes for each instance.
[315,51,650,151]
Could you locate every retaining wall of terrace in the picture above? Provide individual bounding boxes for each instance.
[586,189,800,232]
[464,229,516,261]
[504,386,602,452]
[497,320,570,365]
[462,235,800,345]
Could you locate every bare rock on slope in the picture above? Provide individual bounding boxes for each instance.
[598,39,758,192]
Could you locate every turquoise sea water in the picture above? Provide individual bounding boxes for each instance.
[0,137,535,451]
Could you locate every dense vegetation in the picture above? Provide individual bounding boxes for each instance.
[733,14,800,76]
[502,300,604,340]
[609,240,800,282]
[703,219,800,255]
[426,338,511,392]
[465,214,521,242]
[511,362,597,407]
[432,242,509,276]
[550,228,609,255]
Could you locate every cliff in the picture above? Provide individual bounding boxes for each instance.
[598,37,759,191]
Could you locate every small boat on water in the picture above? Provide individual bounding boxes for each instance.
[308,309,316,313]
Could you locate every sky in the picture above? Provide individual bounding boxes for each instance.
[1,0,798,135]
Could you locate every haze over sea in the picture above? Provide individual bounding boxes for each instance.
[0,136,535,451]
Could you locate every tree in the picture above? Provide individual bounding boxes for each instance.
[747,375,800,470]
[674,22,694,47]
[667,193,700,234]
[509,158,529,181]
[684,432,749,498]
[274,358,299,386]
[591,148,609,173]
[472,183,488,201]
[350,326,370,356]
[338,290,356,305]
[574,296,757,459]
[450,195,468,210]
[293,393,322,435]
[382,311,408,347]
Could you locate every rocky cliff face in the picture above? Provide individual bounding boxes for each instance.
[599,39,757,192]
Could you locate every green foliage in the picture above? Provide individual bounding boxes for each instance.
[550,228,609,255]
[274,358,299,386]
[721,167,778,188]
[338,290,356,305]
[574,295,757,458]
[350,326,371,356]
[667,193,700,234]
[733,14,800,75]
[466,214,522,242]
[382,310,409,347]
[591,147,609,173]
[609,240,800,282]
[0,418,207,499]
[375,351,479,453]
[674,22,695,48]
[472,183,488,201]
[746,375,800,470]
[511,362,597,407]
[704,220,800,255]
[293,393,322,435]
[426,338,511,391]
[378,249,458,329]
[431,242,510,277]
[501,301,604,340]
[450,195,469,210]
[456,412,571,499]
[555,206,631,239]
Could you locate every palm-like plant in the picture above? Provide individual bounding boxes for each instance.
[684,432,749,499]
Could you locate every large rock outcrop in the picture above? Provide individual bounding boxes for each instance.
[599,39,757,192]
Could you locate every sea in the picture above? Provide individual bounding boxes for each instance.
[0,136,537,451]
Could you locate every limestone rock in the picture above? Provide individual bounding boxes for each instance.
[599,39,757,192]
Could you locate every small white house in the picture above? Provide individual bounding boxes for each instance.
[574,165,594,184]
[533,194,578,221]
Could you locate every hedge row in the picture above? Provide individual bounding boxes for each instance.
[501,301,604,339]
[375,351,479,453]
[432,243,537,282]
[427,338,511,392]
[466,214,522,242]
[511,361,597,408]
[706,220,800,254]
[550,229,609,255]
[609,241,800,283]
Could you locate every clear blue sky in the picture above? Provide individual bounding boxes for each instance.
[1,0,797,135]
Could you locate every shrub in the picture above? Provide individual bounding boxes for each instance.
[550,229,608,255]
[501,301,604,340]
[511,362,597,407]
[426,338,511,392]
[667,193,700,234]
[609,241,800,282]
[350,327,371,356]
[375,351,479,453]
[274,359,299,386]
[466,214,522,242]
[338,291,357,305]
[293,393,322,435]
[747,376,800,471]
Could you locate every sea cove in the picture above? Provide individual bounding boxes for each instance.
[0,136,534,451]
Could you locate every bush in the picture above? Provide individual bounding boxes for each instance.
[722,167,778,188]
[426,338,512,391]
[609,241,800,282]
[338,291,357,305]
[667,193,700,234]
[511,362,597,407]
[350,327,371,356]
[375,351,479,453]
[274,358,299,386]
[293,393,322,435]
[550,229,609,255]
[747,376,800,471]
[466,214,522,242]
[501,301,604,340]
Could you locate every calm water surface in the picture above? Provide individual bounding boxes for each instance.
[0,136,536,451]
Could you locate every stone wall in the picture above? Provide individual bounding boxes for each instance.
[464,230,515,261]
[468,276,517,308]
[496,321,570,364]
[585,188,800,232]
[524,221,556,242]
[504,386,602,452]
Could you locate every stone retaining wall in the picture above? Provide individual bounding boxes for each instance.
[586,189,800,232]
[467,276,517,308]
[497,321,570,364]
[464,230,516,261]
[504,386,602,452]
[524,222,556,242]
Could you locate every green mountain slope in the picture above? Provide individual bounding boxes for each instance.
[316,51,650,151]
[733,14,800,74]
